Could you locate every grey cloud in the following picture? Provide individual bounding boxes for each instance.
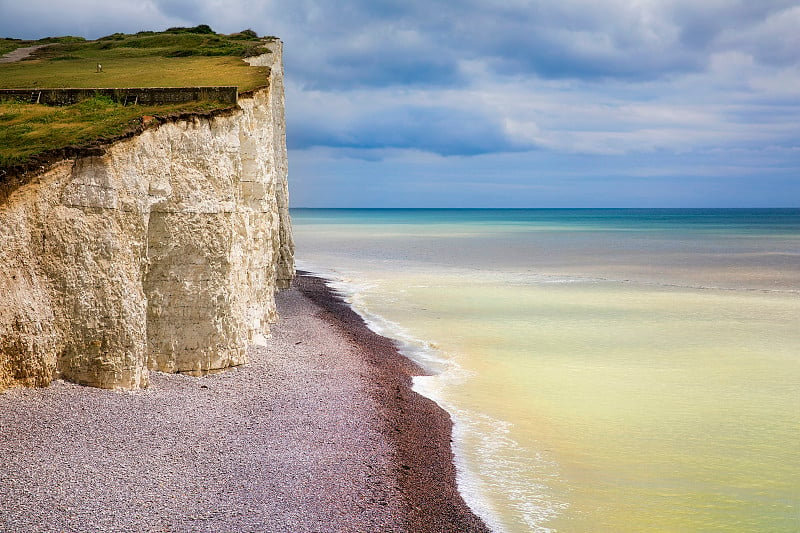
[718,6,800,67]
[152,0,199,20]
[4,0,797,86]
[292,38,463,89]
[288,104,526,156]
[456,1,800,81]
[673,1,797,47]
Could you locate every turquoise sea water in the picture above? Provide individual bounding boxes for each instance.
[291,208,800,532]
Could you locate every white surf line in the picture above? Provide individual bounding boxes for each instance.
[295,260,523,532]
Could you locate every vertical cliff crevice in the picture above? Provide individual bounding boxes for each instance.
[246,43,294,289]
[0,40,294,391]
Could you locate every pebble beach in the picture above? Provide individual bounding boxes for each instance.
[0,273,489,532]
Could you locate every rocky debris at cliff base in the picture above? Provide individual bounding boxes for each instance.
[0,275,488,532]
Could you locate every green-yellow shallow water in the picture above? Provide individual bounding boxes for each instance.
[291,209,800,532]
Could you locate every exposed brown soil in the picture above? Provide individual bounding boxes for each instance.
[0,45,48,63]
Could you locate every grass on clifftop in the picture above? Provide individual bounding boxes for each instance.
[0,96,225,168]
[0,26,271,91]
[0,55,266,90]
[0,26,273,170]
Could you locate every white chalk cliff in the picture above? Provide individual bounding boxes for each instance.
[0,41,294,390]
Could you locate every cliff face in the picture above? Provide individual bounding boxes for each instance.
[0,42,294,391]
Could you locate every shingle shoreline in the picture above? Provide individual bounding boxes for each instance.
[0,273,489,532]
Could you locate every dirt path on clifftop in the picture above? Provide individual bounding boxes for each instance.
[0,274,489,532]
[0,45,47,63]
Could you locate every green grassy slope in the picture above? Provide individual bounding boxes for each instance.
[0,26,274,169]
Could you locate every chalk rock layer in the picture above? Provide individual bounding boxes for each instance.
[0,42,294,390]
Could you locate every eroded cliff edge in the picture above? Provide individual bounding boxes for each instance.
[0,41,294,391]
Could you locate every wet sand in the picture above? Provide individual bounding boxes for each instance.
[0,273,489,532]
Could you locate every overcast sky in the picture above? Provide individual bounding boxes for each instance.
[1,1,798,207]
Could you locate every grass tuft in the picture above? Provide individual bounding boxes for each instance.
[0,97,228,168]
